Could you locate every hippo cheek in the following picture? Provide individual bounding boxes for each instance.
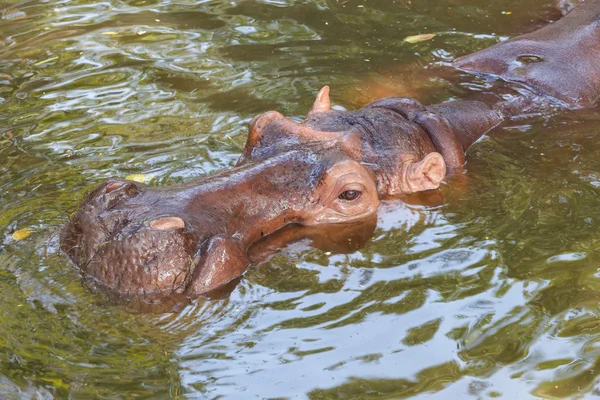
[187,235,250,295]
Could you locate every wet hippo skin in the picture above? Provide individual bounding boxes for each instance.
[454,0,600,108]
[61,139,380,297]
[61,0,600,301]
[61,84,474,298]
[61,87,505,299]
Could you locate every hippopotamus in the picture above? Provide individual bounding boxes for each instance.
[61,89,492,298]
[454,0,600,109]
[61,0,600,300]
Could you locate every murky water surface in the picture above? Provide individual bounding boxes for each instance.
[2,0,600,398]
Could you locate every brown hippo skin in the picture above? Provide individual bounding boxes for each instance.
[61,88,487,298]
[61,138,380,297]
[61,0,600,300]
[241,87,502,197]
[454,0,600,108]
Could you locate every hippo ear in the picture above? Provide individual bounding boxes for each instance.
[309,86,331,114]
[406,152,446,193]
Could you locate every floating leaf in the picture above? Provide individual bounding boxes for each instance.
[102,31,118,35]
[125,174,152,183]
[12,228,32,241]
[404,33,436,44]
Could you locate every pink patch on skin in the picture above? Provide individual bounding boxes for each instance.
[149,217,185,231]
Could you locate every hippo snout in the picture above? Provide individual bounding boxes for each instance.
[61,178,253,298]
[61,179,142,267]
[61,179,200,296]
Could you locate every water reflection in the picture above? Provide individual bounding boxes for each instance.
[2,0,600,397]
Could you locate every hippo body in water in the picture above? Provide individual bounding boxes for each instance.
[61,91,490,298]
[454,0,600,108]
[61,0,600,300]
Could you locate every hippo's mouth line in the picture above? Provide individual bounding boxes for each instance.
[77,217,127,275]
[78,238,110,278]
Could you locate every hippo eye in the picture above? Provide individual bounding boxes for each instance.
[339,190,361,201]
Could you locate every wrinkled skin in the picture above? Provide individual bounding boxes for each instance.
[62,0,600,301]
[61,144,380,297]
[62,84,505,299]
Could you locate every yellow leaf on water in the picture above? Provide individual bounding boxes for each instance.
[12,228,32,241]
[125,174,152,183]
[102,31,118,35]
[404,33,436,44]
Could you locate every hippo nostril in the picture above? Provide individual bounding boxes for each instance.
[149,217,185,231]
[97,179,141,210]
[105,182,124,193]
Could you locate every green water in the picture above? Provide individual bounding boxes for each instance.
[1,0,600,398]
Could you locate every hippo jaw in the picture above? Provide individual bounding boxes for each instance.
[61,150,380,298]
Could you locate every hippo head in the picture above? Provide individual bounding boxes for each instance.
[61,129,380,298]
[62,87,458,300]
[241,86,449,197]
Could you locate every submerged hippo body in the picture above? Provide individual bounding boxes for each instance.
[62,90,489,297]
[62,0,600,300]
[454,0,600,108]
